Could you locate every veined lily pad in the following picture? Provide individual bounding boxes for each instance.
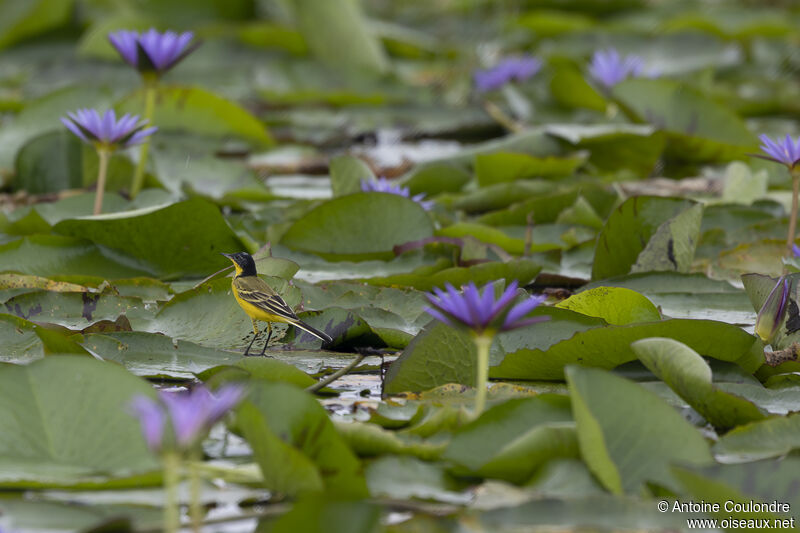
[0,356,159,488]
[567,366,712,494]
[281,193,434,261]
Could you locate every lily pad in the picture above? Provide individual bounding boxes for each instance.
[0,235,149,279]
[631,337,767,429]
[81,331,243,379]
[150,144,272,202]
[443,395,578,484]
[53,198,244,279]
[714,413,800,462]
[474,152,586,186]
[478,493,687,531]
[673,460,799,525]
[548,67,607,112]
[296,280,430,338]
[198,357,317,389]
[567,365,712,494]
[233,382,368,496]
[287,0,388,74]
[0,499,160,533]
[281,193,434,261]
[613,78,756,162]
[556,287,661,325]
[0,0,74,50]
[546,123,664,175]
[329,155,374,197]
[366,456,469,504]
[475,189,578,225]
[592,196,702,280]
[581,271,754,322]
[13,130,83,194]
[2,290,149,330]
[403,163,471,196]
[264,496,380,533]
[493,318,764,381]
[0,313,43,362]
[335,421,445,461]
[0,356,158,487]
[363,258,541,292]
[437,223,531,254]
[116,86,273,146]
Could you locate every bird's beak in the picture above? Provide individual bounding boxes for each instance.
[220,252,233,258]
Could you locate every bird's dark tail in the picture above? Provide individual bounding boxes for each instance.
[291,319,333,344]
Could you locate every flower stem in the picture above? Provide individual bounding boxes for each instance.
[189,449,203,533]
[788,171,800,258]
[94,147,111,215]
[131,80,157,199]
[472,334,494,417]
[163,450,181,533]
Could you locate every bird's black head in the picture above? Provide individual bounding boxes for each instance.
[221,252,257,277]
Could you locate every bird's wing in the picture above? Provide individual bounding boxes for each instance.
[234,276,298,320]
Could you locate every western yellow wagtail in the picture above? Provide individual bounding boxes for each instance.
[222,252,332,355]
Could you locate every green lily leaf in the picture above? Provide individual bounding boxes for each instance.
[363,258,541,292]
[329,155,375,197]
[493,318,764,381]
[287,0,388,74]
[474,152,586,186]
[198,357,317,389]
[613,78,756,162]
[366,456,470,504]
[232,382,368,497]
[53,199,243,279]
[403,163,471,196]
[632,337,767,429]
[335,421,445,461]
[673,460,799,525]
[557,286,661,325]
[0,0,73,50]
[0,356,158,488]
[443,395,578,484]
[592,196,703,280]
[81,331,243,379]
[567,365,712,494]
[714,413,800,462]
[116,86,273,147]
[281,193,434,261]
[263,496,380,533]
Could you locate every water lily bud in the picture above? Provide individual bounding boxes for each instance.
[755,276,790,343]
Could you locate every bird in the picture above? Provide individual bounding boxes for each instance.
[221,252,332,355]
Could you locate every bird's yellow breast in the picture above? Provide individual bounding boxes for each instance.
[231,281,291,324]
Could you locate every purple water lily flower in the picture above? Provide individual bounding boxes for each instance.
[109,28,197,75]
[474,55,542,92]
[589,48,643,88]
[61,109,156,149]
[755,134,800,169]
[130,385,245,453]
[425,280,548,335]
[130,395,167,451]
[793,243,800,258]
[361,178,435,210]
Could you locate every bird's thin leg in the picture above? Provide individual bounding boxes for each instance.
[259,322,272,356]
[245,319,259,356]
